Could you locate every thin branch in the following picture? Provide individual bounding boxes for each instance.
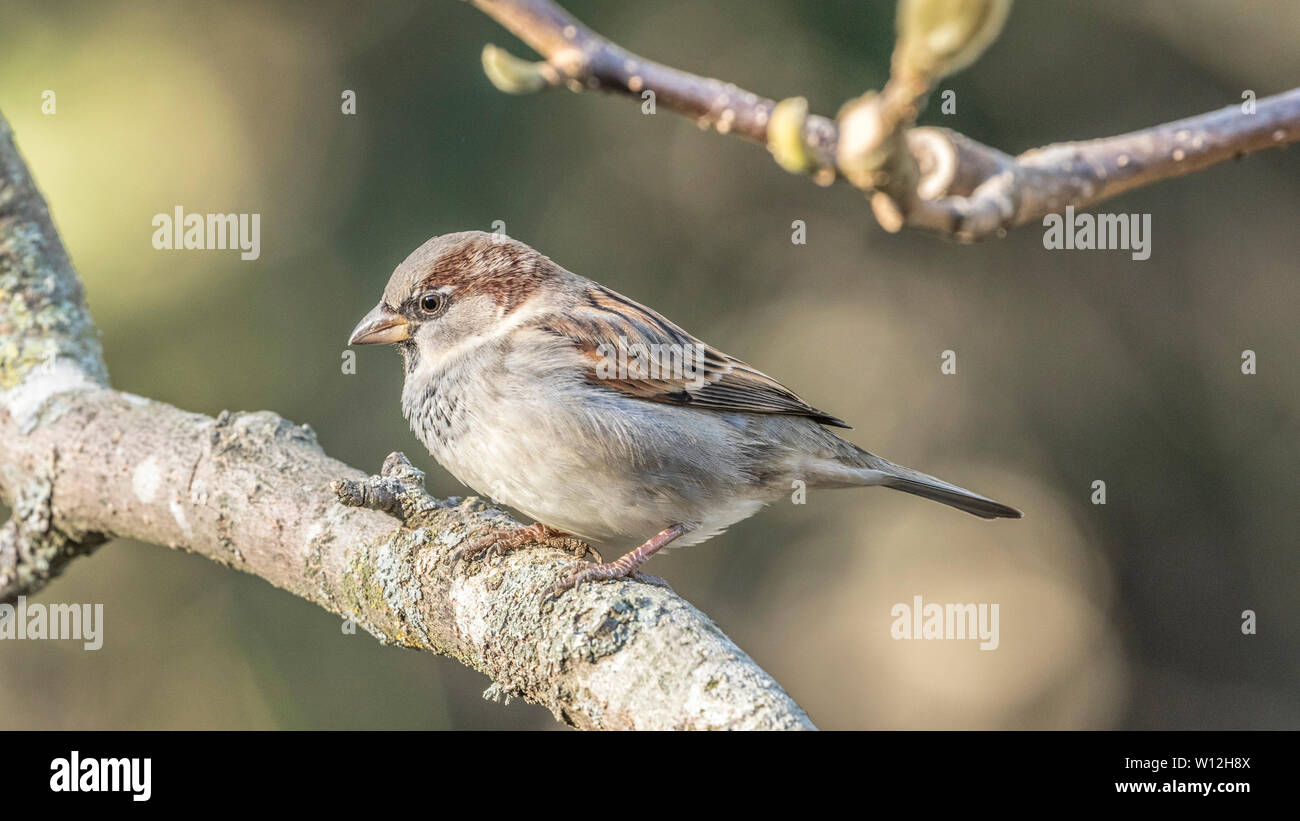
[0,112,814,730]
[877,90,1300,239]
[470,0,1300,240]
[474,0,836,168]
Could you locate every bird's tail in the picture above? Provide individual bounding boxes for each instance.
[848,448,1022,520]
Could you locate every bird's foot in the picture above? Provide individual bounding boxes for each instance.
[547,523,687,598]
[548,558,640,598]
[453,522,598,569]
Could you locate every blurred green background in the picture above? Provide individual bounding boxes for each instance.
[2,0,1297,730]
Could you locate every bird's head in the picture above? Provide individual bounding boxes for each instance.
[348,230,559,371]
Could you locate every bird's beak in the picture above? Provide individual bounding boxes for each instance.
[349,303,411,345]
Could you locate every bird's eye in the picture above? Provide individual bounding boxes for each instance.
[419,293,444,314]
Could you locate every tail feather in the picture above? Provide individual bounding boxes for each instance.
[857,451,1022,520]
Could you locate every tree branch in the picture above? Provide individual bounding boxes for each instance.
[470,0,1300,240]
[0,112,814,730]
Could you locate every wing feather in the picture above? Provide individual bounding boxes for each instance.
[536,284,849,428]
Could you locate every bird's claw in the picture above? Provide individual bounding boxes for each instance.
[545,561,630,600]
[452,523,597,570]
[558,538,601,563]
[542,523,687,602]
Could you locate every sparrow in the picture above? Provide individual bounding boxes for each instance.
[349,231,1020,595]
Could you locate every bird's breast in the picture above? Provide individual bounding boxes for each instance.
[397,351,777,545]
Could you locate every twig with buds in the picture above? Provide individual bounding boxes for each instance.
[471,0,1300,241]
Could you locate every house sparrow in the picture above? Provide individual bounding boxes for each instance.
[349,231,1020,595]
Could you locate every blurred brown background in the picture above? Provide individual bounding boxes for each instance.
[1,0,1297,729]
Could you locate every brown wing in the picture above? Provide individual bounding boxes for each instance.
[535,284,849,428]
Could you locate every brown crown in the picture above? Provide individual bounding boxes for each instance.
[413,233,558,313]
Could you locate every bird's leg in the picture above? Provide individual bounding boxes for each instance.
[548,523,688,597]
[453,522,599,568]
